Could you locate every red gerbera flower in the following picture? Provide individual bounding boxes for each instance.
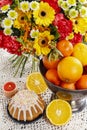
[57,18,73,40]
[41,0,61,13]
[70,33,83,45]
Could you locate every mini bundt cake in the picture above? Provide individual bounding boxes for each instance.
[7,89,45,122]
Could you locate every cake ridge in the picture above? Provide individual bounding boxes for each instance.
[8,89,45,121]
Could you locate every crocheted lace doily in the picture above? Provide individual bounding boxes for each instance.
[0,49,87,130]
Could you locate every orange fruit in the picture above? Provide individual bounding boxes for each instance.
[45,69,60,85]
[72,43,87,66]
[56,91,72,101]
[42,56,59,69]
[75,75,87,90]
[56,40,73,57]
[60,82,76,90]
[46,99,72,126]
[57,56,83,83]
[26,72,48,94]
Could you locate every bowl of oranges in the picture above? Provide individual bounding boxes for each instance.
[39,40,87,113]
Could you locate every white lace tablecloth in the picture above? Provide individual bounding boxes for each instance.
[0,49,87,130]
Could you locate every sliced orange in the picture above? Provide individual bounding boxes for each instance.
[26,72,48,94]
[56,91,72,101]
[46,99,72,126]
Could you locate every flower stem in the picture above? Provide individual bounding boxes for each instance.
[13,55,25,77]
[12,55,23,68]
[9,55,17,61]
[20,55,30,77]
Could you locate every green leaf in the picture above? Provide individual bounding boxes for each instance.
[50,25,60,40]
[17,38,25,45]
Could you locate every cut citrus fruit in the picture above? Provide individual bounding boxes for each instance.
[26,72,48,94]
[46,99,72,126]
[56,91,72,101]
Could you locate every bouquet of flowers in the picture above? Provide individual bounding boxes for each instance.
[0,0,87,76]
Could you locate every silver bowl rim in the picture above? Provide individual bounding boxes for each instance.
[39,59,87,94]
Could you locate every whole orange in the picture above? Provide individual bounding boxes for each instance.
[60,82,76,90]
[42,56,59,69]
[72,43,87,66]
[57,56,83,83]
[56,40,73,57]
[45,69,61,85]
[75,75,87,90]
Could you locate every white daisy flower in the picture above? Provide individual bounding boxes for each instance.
[0,4,10,13]
[61,1,69,11]
[67,0,76,7]
[2,18,13,28]
[66,33,74,40]
[30,1,39,10]
[4,28,13,35]
[69,8,78,18]
[78,0,87,4]
[58,0,63,7]
[20,1,30,12]
[79,6,87,17]
[7,10,18,20]
[30,29,39,38]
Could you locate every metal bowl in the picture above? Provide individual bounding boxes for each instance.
[39,60,87,112]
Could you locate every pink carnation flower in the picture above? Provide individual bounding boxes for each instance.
[0,0,12,8]
[57,18,73,40]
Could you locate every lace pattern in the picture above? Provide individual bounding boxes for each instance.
[0,49,87,130]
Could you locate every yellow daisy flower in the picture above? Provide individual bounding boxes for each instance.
[13,19,22,29]
[33,2,55,26]
[71,17,87,35]
[13,9,26,29]
[25,10,32,20]
[33,31,54,56]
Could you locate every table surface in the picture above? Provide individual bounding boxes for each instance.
[0,49,87,130]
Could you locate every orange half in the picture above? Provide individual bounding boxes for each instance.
[26,72,48,94]
[46,99,72,126]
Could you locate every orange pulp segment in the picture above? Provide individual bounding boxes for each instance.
[26,72,48,94]
[46,99,72,126]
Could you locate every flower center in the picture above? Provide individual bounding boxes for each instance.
[38,37,48,47]
[75,20,78,24]
[18,14,25,23]
[41,11,46,17]
[21,16,24,20]
[39,10,47,18]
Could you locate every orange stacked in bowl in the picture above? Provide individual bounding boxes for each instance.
[42,40,87,91]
